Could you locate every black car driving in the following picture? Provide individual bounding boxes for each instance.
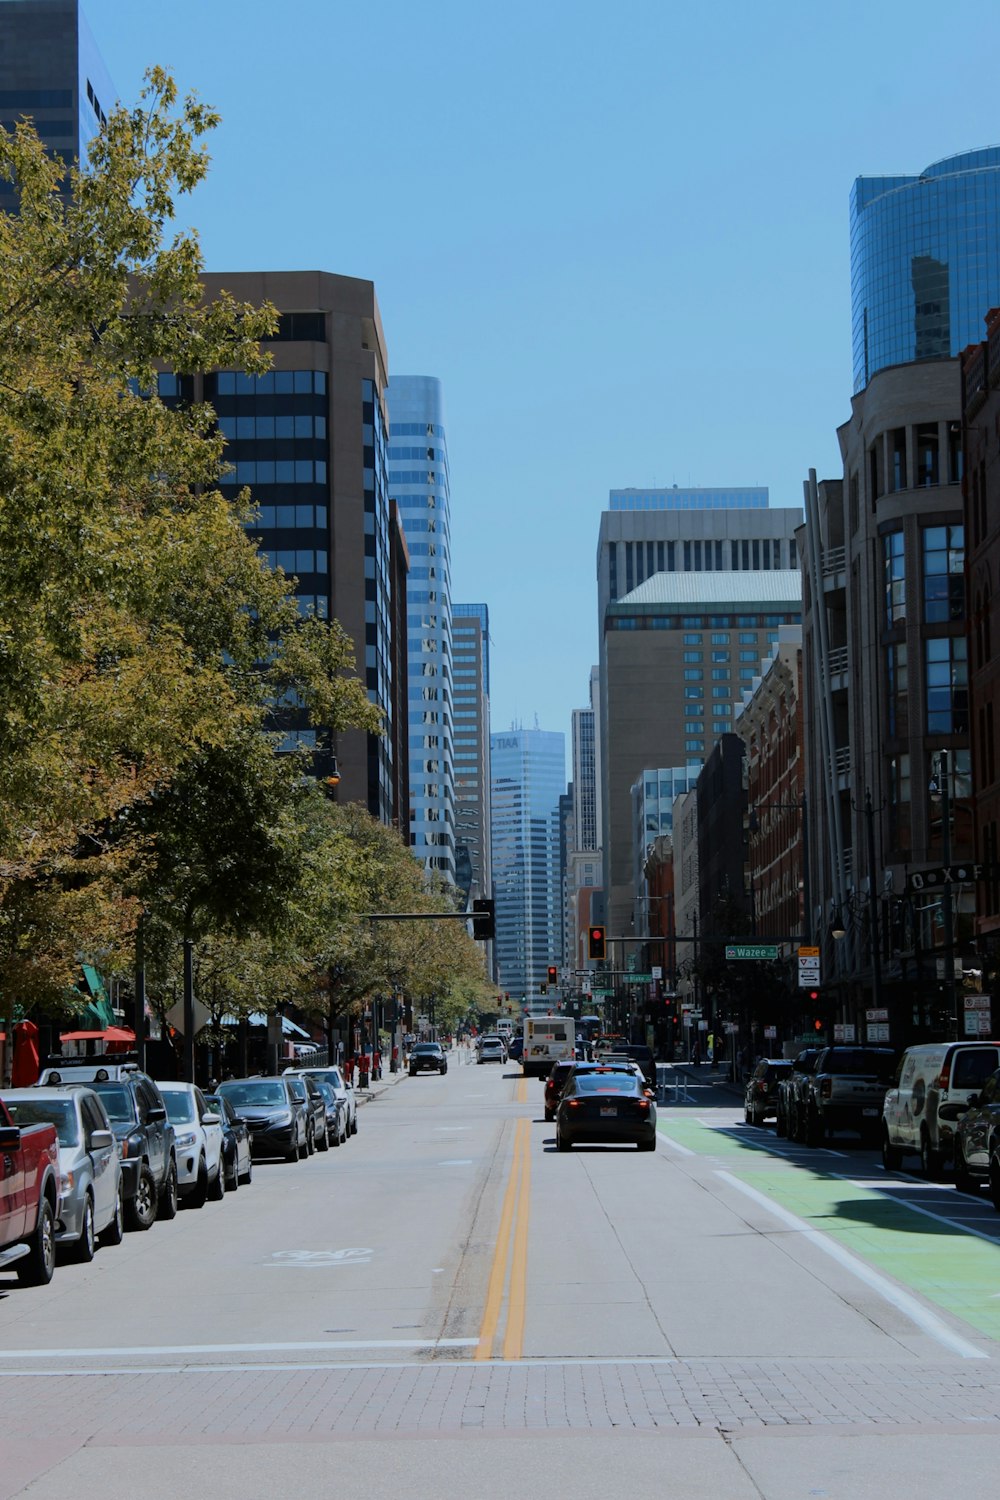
[409,1043,448,1075]
[555,1070,657,1151]
[216,1077,307,1162]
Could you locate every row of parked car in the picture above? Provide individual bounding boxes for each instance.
[0,1056,360,1286]
[743,1039,1000,1206]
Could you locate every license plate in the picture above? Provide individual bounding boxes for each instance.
[862,1108,878,1116]
[600,1106,617,1117]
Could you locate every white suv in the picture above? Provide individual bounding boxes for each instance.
[157,1083,225,1207]
[882,1042,1000,1177]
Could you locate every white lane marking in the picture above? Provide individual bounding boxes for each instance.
[717,1170,987,1360]
[655,1127,695,1156]
[434,1126,469,1131]
[0,1338,480,1360]
[835,1177,1000,1248]
[0,1355,683,1377]
[438,1158,473,1166]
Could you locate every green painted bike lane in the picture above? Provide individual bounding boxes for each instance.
[659,1117,1000,1342]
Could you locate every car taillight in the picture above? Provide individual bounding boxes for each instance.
[821,1079,832,1099]
[936,1069,950,1092]
[567,1100,580,1108]
[637,1099,650,1111]
[756,1081,767,1094]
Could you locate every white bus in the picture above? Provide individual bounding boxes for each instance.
[522,1014,575,1077]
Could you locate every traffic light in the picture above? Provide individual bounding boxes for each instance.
[472,898,495,941]
[539,982,547,995]
[547,965,558,986]
[587,925,606,960]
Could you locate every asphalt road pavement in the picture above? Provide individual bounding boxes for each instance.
[5,1052,1000,1498]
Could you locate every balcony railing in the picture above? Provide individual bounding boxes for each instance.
[827,646,848,678]
[822,545,846,576]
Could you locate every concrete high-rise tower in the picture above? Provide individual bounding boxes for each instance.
[491,728,565,1001]
[388,376,455,880]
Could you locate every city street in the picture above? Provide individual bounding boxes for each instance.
[5,1055,1000,1497]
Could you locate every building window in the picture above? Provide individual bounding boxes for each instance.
[685,740,705,752]
[925,636,968,734]
[888,754,911,853]
[916,423,939,486]
[683,633,702,645]
[884,531,905,625]
[711,668,730,680]
[711,650,729,663]
[711,633,730,645]
[889,428,907,492]
[684,687,704,699]
[712,686,730,699]
[683,651,702,663]
[922,525,964,623]
[683,669,703,681]
[886,642,908,738]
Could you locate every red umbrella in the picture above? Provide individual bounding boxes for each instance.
[58,1026,135,1043]
[11,1020,40,1087]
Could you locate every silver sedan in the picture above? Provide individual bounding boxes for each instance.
[3,1087,124,1259]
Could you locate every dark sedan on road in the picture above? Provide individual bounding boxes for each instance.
[409,1043,448,1076]
[555,1071,657,1151]
[216,1078,306,1162]
[204,1093,253,1189]
[744,1059,793,1127]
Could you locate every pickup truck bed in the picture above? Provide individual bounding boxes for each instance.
[0,1097,59,1284]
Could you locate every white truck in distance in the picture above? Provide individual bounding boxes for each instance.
[522,1014,575,1078]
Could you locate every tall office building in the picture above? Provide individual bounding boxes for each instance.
[596,486,802,937]
[491,728,565,1001]
[452,604,492,908]
[851,149,1000,393]
[602,570,801,936]
[0,0,115,216]
[198,271,405,825]
[387,376,455,880]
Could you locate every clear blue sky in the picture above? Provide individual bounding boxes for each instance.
[85,0,1000,772]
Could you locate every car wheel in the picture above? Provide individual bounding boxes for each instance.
[350,1115,358,1136]
[187,1159,209,1209]
[775,1105,787,1138]
[17,1196,55,1286]
[286,1141,299,1163]
[881,1127,903,1172]
[126,1165,158,1231]
[556,1128,572,1151]
[207,1158,226,1201]
[544,1107,554,1122]
[920,1130,942,1180]
[637,1137,656,1152]
[71,1193,96,1263]
[805,1108,823,1148]
[317,1125,329,1153]
[954,1141,977,1194]
[744,1104,751,1124]
[225,1157,239,1192]
[307,1126,317,1157]
[989,1150,1000,1212]
[100,1185,125,1247]
[239,1155,253,1186]
[157,1159,179,1221]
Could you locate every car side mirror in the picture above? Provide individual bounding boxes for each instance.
[0,1124,21,1148]
[89,1129,114,1151]
[147,1106,167,1123]
[201,1112,221,1126]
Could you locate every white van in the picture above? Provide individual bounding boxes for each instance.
[881,1041,1000,1177]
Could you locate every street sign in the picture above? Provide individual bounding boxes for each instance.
[905,862,1000,893]
[624,973,653,983]
[867,1023,890,1042]
[651,966,662,980]
[964,994,991,1010]
[833,1023,856,1042]
[725,944,778,961]
[165,997,211,1036]
[764,1026,777,1039]
[865,1009,888,1022]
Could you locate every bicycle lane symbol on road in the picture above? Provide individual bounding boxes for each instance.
[267,1248,374,1267]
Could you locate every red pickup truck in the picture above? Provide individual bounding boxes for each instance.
[0,1095,59,1284]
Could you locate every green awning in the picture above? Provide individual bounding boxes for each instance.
[73,965,115,1030]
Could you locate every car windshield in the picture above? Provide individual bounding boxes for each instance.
[574,1074,642,1095]
[414,1045,440,1054]
[89,1082,134,1122]
[159,1089,197,1124]
[218,1081,287,1107]
[286,1079,307,1101]
[4,1097,80,1146]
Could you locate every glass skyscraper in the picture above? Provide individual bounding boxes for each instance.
[851,148,1000,392]
[491,728,565,1001]
[388,376,455,880]
[452,604,491,910]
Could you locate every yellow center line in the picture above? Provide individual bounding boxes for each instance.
[502,1119,532,1360]
[475,1118,526,1360]
[516,1076,527,1104]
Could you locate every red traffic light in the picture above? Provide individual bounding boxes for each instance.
[814,1018,823,1031]
[547,965,557,985]
[587,925,606,960]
